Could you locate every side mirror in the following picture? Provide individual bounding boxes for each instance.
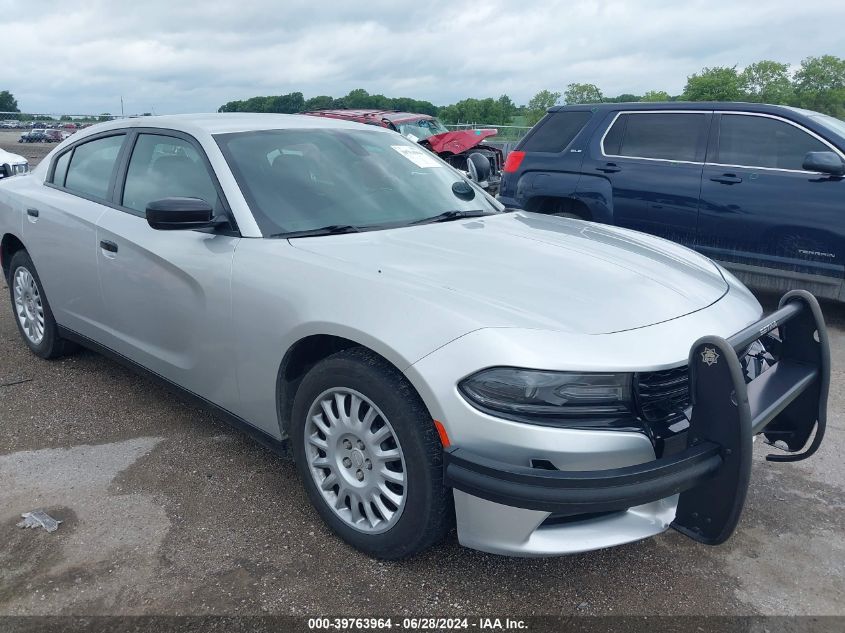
[466,152,491,185]
[803,151,845,176]
[0,164,11,179]
[146,197,219,231]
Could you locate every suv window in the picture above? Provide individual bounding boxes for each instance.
[521,111,592,152]
[603,112,708,162]
[122,134,220,213]
[64,135,125,200]
[715,114,829,171]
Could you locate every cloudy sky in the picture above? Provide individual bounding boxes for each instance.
[3,0,844,116]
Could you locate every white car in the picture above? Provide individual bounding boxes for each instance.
[0,147,29,178]
[0,114,830,558]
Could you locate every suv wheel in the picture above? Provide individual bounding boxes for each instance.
[7,250,77,359]
[290,347,452,559]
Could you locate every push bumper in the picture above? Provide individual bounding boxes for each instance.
[444,290,829,547]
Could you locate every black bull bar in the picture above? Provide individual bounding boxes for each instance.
[444,290,830,545]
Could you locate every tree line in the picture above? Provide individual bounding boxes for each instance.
[215,55,845,127]
[3,55,843,126]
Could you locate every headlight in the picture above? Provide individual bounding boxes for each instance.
[458,367,633,421]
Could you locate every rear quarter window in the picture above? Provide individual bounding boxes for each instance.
[521,111,592,152]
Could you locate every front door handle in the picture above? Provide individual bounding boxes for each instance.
[26,208,39,218]
[597,162,621,173]
[99,240,118,253]
[710,173,743,185]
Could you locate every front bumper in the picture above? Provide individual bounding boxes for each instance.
[443,290,829,554]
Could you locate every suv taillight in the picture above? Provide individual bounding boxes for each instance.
[503,151,525,173]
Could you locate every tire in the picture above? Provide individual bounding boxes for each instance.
[7,250,77,359]
[290,347,453,559]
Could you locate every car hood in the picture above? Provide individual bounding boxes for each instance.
[423,129,498,154]
[0,148,26,165]
[290,212,729,335]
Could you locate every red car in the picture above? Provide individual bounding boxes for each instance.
[302,109,503,193]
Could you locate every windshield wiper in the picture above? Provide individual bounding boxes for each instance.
[408,210,494,226]
[270,224,362,238]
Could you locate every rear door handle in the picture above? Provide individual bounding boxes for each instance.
[710,173,743,184]
[597,163,621,173]
[26,208,39,218]
[99,240,118,253]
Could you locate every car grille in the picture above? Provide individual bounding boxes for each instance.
[635,365,691,423]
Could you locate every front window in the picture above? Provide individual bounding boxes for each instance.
[395,117,449,141]
[216,128,500,236]
[122,134,221,214]
[715,114,828,171]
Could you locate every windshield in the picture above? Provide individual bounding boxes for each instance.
[216,128,501,236]
[810,114,845,143]
[396,117,449,141]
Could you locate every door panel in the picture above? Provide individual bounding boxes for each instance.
[95,209,240,408]
[21,185,108,338]
[696,114,844,296]
[587,111,710,246]
[94,130,241,410]
[21,134,127,339]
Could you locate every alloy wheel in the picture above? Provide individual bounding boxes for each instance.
[304,387,407,534]
[13,267,45,345]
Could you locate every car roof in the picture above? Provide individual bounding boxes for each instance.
[68,112,385,140]
[547,102,819,117]
[0,147,26,164]
[303,109,430,124]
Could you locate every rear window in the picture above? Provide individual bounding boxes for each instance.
[521,111,592,152]
[603,112,709,162]
[64,135,125,200]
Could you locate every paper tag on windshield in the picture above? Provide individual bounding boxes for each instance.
[405,133,419,142]
[391,145,441,168]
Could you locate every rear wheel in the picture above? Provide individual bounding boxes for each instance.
[7,250,76,359]
[290,347,452,559]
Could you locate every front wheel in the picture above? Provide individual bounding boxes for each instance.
[290,348,453,559]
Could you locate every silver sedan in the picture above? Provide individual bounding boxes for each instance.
[0,114,829,558]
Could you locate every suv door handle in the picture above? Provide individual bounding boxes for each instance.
[99,240,118,253]
[597,163,621,173]
[710,173,743,185]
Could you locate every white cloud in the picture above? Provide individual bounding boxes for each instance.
[2,0,844,115]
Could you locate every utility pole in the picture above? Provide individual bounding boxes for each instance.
[120,96,124,118]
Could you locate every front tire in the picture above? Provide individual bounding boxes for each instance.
[7,250,76,359]
[290,347,452,559]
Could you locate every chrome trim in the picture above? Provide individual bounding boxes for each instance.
[716,260,842,286]
[598,109,845,173]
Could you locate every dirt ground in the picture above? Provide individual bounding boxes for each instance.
[0,137,843,617]
[0,130,59,167]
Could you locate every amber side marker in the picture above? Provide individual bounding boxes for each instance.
[433,420,451,447]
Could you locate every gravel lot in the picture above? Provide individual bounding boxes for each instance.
[0,129,59,166]
[0,136,843,617]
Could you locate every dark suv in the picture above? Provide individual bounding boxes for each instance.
[498,103,845,301]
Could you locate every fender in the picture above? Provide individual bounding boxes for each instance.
[573,173,615,225]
